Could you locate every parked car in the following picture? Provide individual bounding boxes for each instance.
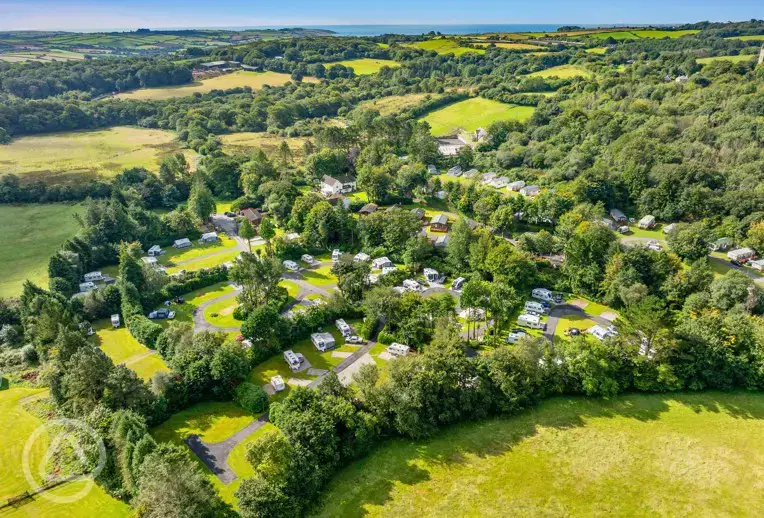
[730,260,742,267]
[224,211,236,217]
[148,308,175,320]
[346,335,365,344]
[564,327,581,336]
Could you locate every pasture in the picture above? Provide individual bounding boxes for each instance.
[0,203,83,298]
[220,132,310,163]
[474,42,543,50]
[421,97,535,137]
[360,93,443,115]
[0,49,85,63]
[115,71,313,100]
[527,64,592,79]
[314,392,764,517]
[406,39,485,56]
[91,318,170,381]
[326,58,400,75]
[727,35,764,41]
[0,127,190,183]
[697,54,758,65]
[590,29,700,40]
[0,387,130,517]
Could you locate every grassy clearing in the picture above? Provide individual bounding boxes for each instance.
[203,297,243,328]
[421,97,535,137]
[152,401,256,444]
[219,132,309,163]
[406,39,485,56]
[0,127,191,183]
[314,392,764,517]
[474,42,542,50]
[126,353,170,382]
[585,46,608,54]
[325,58,400,75]
[0,387,130,516]
[91,320,149,364]
[162,282,237,325]
[301,265,337,287]
[116,71,315,100]
[590,29,699,40]
[697,54,758,65]
[727,35,764,41]
[0,203,83,298]
[360,93,443,116]
[527,64,592,79]
[158,235,237,266]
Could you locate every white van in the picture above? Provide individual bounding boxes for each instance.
[524,301,546,315]
[517,313,546,330]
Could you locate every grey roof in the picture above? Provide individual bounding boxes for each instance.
[430,214,448,225]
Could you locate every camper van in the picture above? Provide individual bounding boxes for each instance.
[531,288,554,302]
[451,277,465,291]
[524,301,547,315]
[111,314,121,328]
[283,350,304,371]
[517,313,546,330]
[335,319,351,336]
[332,249,342,262]
[387,343,410,357]
[423,268,441,283]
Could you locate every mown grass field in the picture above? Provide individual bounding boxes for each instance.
[0,127,191,183]
[585,46,609,54]
[90,318,170,381]
[421,97,535,137]
[527,64,593,79]
[474,42,543,50]
[116,71,315,100]
[697,54,758,65]
[405,39,485,56]
[0,387,130,517]
[0,49,85,62]
[314,392,764,517]
[590,29,700,40]
[0,204,83,298]
[220,132,310,163]
[326,58,400,75]
[727,35,764,41]
[360,93,443,115]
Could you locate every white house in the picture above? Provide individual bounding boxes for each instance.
[447,165,462,177]
[728,248,756,262]
[83,271,103,283]
[271,375,286,392]
[532,288,554,302]
[354,252,371,263]
[403,279,422,292]
[437,136,467,157]
[321,174,356,196]
[148,245,163,257]
[507,180,526,192]
[372,257,393,269]
[424,268,441,283]
[519,185,540,197]
[173,238,192,249]
[638,215,656,229]
[517,313,545,330]
[387,343,410,357]
[283,260,300,272]
[200,232,219,243]
[283,350,304,371]
[311,332,336,352]
[79,281,97,293]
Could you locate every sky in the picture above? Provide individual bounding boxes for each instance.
[0,0,762,31]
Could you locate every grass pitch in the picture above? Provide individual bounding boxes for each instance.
[0,203,83,298]
[421,97,535,137]
[314,392,764,517]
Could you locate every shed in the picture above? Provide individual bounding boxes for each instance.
[430,214,449,232]
[358,203,378,216]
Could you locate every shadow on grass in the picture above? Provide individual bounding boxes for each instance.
[312,391,764,517]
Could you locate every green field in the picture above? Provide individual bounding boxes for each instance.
[527,64,593,79]
[421,97,535,137]
[406,39,485,56]
[0,49,85,63]
[360,93,443,115]
[116,71,315,100]
[474,42,543,50]
[325,58,400,75]
[0,204,83,298]
[314,392,764,517]
[696,54,758,65]
[0,127,192,183]
[590,29,699,40]
[585,46,608,54]
[725,35,764,41]
[91,318,170,381]
[220,132,310,163]
[0,387,130,517]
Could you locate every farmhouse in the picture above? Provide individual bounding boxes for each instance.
[507,180,526,191]
[200,232,219,243]
[437,136,467,157]
[519,185,540,197]
[311,332,336,352]
[728,248,756,262]
[358,203,378,216]
[430,214,449,232]
[173,238,192,249]
[638,215,656,229]
[609,209,628,223]
[148,245,163,257]
[372,257,393,269]
[241,208,263,226]
[321,174,357,196]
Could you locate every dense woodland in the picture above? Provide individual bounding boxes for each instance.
[0,20,763,517]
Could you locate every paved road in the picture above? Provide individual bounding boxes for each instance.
[542,303,614,341]
[185,339,376,484]
[192,285,242,333]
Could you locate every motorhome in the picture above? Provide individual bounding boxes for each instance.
[283,350,304,371]
[311,332,336,352]
[517,313,546,330]
[332,249,342,262]
[531,288,555,302]
[524,301,547,314]
[271,375,286,392]
[423,268,441,283]
[111,314,121,328]
[451,277,465,291]
[335,319,351,336]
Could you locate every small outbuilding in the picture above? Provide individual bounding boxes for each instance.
[358,203,378,216]
[430,214,449,232]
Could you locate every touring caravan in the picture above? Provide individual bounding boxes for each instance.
[517,313,546,330]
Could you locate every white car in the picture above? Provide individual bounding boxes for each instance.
[148,308,175,320]
[346,335,365,344]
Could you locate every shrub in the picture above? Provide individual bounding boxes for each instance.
[377,330,394,345]
[127,315,163,348]
[235,382,269,414]
[20,344,38,364]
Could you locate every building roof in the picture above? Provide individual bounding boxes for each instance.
[639,215,656,224]
[358,203,378,214]
[430,214,448,225]
[241,208,263,223]
[174,238,191,245]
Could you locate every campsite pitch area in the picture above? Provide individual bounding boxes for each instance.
[0,203,83,298]
[421,97,534,137]
[0,127,191,183]
[314,392,764,517]
[115,71,315,100]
